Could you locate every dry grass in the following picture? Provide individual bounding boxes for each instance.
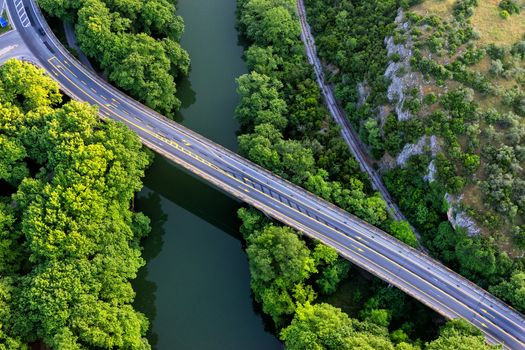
[412,0,456,19]
[472,55,491,73]
[461,185,484,216]
[471,0,525,46]
[408,1,525,255]
[413,0,525,46]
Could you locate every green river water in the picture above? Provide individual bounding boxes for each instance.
[133,0,283,349]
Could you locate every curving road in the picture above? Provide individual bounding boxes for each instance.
[295,0,424,244]
[3,0,525,348]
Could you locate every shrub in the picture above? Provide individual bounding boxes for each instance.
[487,44,507,60]
[499,0,521,15]
[511,41,525,59]
[500,10,511,19]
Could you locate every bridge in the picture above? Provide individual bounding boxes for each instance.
[2,0,525,348]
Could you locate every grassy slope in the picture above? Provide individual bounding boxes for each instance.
[408,0,525,255]
[471,0,525,46]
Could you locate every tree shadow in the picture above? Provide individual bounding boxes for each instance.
[0,180,16,197]
[174,70,197,123]
[132,190,168,349]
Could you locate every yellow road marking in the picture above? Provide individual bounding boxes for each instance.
[355,236,368,243]
[46,57,524,345]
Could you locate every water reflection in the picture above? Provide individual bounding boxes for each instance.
[132,0,282,346]
[133,191,168,348]
[134,162,282,349]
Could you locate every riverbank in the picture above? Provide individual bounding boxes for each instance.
[132,0,282,348]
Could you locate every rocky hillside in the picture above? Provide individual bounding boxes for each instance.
[305,0,525,313]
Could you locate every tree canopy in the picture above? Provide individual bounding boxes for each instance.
[40,0,190,116]
[0,59,151,349]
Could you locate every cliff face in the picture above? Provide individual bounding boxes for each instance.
[384,9,422,122]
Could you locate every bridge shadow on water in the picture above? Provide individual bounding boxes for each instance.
[132,154,250,349]
[142,154,243,240]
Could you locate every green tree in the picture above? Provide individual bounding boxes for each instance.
[246,224,317,326]
[235,71,288,130]
[424,319,498,350]
[0,278,27,350]
[245,45,283,76]
[312,243,350,294]
[0,60,151,349]
[281,303,396,350]
[389,221,418,248]
[0,202,23,275]
[44,0,190,117]
[0,59,61,111]
[455,238,496,279]
[489,271,525,313]
[239,0,300,53]
[0,135,28,186]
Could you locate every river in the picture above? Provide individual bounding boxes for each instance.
[132,0,283,349]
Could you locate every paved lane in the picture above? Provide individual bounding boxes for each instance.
[3,0,525,348]
[295,0,424,244]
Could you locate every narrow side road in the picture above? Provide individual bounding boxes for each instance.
[62,21,95,72]
[296,0,422,243]
[4,1,525,347]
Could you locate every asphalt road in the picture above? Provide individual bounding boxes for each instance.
[296,0,421,240]
[0,30,30,64]
[3,0,525,348]
[62,20,94,71]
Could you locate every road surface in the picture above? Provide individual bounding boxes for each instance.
[62,20,95,72]
[0,30,31,64]
[3,1,525,348]
[295,0,426,244]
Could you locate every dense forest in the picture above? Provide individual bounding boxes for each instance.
[0,0,519,348]
[234,0,500,348]
[38,0,190,116]
[304,0,525,315]
[0,60,152,349]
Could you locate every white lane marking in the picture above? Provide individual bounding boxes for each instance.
[14,0,30,27]
[0,45,17,57]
